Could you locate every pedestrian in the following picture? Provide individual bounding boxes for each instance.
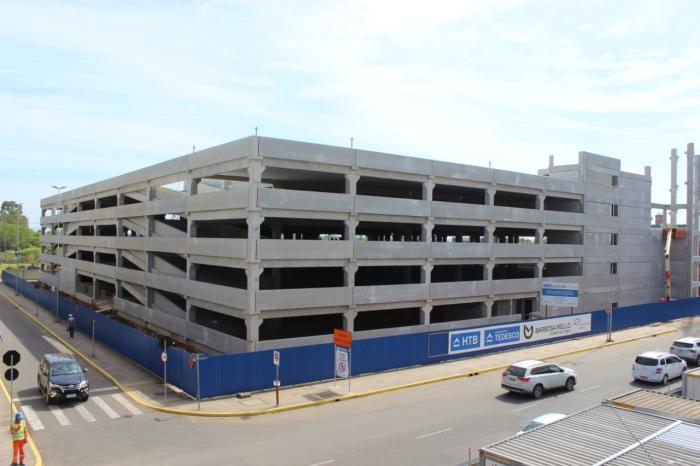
[10,411,28,466]
[67,313,76,338]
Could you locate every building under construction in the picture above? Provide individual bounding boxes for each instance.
[38,137,699,353]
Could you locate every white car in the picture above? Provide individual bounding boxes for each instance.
[517,413,567,435]
[501,359,577,399]
[669,337,700,365]
[632,351,687,384]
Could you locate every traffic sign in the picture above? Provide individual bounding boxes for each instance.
[161,352,168,363]
[605,306,612,315]
[188,354,195,369]
[335,346,349,378]
[4,368,18,382]
[334,329,352,348]
[273,380,280,387]
[273,350,280,366]
[3,350,20,366]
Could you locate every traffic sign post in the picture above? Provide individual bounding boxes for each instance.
[605,306,614,342]
[195,353,201,411]
[161,341,168,405]
[333,329,352,393]
[3,350,20,423]
[273,351,280,406]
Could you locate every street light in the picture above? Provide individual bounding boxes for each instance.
[15,202,22,295]
[52,185,66,321]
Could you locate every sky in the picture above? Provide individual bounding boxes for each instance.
[1,0,699,228]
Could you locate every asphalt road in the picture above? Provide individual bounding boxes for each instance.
[2,293,698,466]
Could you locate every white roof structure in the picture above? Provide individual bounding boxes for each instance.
[480,404,700,466]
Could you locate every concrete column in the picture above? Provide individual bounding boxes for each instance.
[423,220,434,243]
[486,223,495,243]
[245,314,263,350]
[420,303,432,325]
[187,175,200,195]
[345,169,359,195]
[423,178,434,201]
[536,260,544,279]
[687,143,696,297]
[422,262,433,285]
[487,187,496,206]
[345,216,358,241]
[485,261,494,280]
[344,261,357,287]
[537,227,545,244]
[485,298,494,318]
[343,307,357,332]
[538,193,546,210]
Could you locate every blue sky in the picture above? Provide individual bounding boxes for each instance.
[2,0,699,228]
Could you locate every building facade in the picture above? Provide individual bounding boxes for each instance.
[40,136,663,353]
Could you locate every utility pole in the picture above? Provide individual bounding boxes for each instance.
[52,185,66,320]
[15,203,22,295]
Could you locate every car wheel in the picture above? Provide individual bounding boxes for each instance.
[532,384,544,399]
[662,374,669,385]
[565,377,575,391]
[696,355,700,366]
[81,394,89,402]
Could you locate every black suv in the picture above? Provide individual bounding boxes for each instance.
[37,353,89,404]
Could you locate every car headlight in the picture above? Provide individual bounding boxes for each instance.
[78,381,88,389]
[49,382,60,390]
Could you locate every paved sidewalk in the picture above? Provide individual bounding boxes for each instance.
[0,282,683,418]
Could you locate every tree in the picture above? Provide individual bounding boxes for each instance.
[0,200,38,252]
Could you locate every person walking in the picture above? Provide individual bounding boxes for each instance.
[67,313,76,338]
[10,411,28,466]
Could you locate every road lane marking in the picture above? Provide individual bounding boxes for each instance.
[307,461,335,466]
[416,427,453,440]
[20,405,44,431]
[90,387,119,394]
[510,404,537,413]
[93,396,120,419]
[49,406,71,426]
[112,393,143,415]
[75,404,96,423]
[580,384,601,393]
[41,335,71,354]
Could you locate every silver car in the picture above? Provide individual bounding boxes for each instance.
[669,337,700,365]
[501,359,577,399]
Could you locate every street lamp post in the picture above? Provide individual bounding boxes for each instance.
[15,202,22,295]
[52,185,66,321]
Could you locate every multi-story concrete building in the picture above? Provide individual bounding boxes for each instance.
[40,136,665,353]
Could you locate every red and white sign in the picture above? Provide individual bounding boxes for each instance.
[335,346,349,378]
[605,306,612,315]
[273,350,280,366]
[161,352,168,363]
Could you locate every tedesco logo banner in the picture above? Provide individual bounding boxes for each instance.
[448,314,592,355]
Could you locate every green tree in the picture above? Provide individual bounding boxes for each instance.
[0,200,39,251]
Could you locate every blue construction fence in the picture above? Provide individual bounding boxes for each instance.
[4,271,700,399]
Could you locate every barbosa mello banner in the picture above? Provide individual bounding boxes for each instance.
[448,314,592,355]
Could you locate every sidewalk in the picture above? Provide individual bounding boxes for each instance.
[0,282,681,418]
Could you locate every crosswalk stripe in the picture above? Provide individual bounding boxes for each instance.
[75,404,96,423]
[93,396,120,419]
[20,405,44,431]
[49,406,71,426]
[111,393,143,416]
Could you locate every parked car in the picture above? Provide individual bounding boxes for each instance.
[632,351,687,384]
[517,413,568,435]
[37,353,89,404]
[669,337,700,365]
[501,359,577,399]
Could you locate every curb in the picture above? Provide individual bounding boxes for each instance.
[0,288,679,418]
[0,365,44,465]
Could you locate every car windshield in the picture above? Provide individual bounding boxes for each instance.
[504,366,527,377]
[635,356,658,366]
[522,421,543,432]
[673,341,694,348]
[50,362,82,376]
